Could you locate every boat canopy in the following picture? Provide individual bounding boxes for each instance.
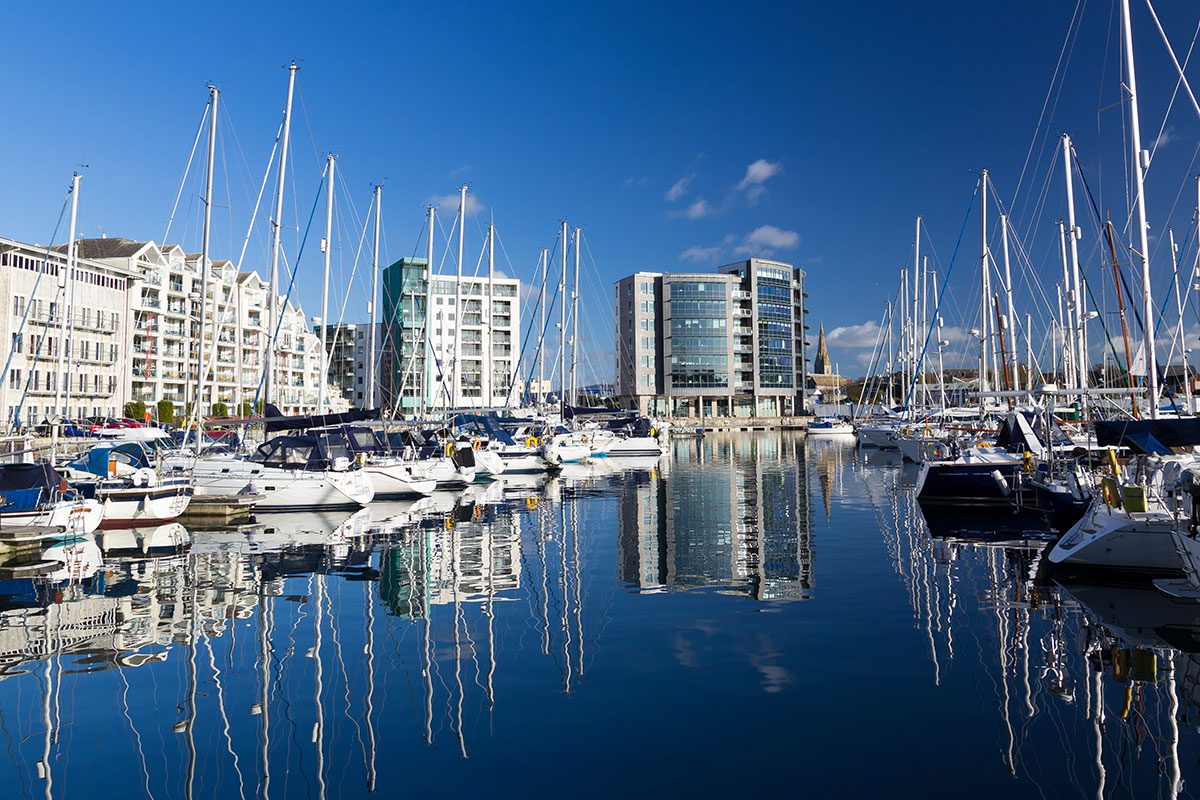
[563,405,626,420]
[248,434,354,470]
[67,442,151,477]
[450,414,517,446]
[0,462,64,513]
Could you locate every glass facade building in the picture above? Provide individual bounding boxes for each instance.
[614,259,808,417]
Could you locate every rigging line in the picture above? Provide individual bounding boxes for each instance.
[245,169,326,418]
[901,178,978,413]
[234,119,283,273]
[514,267,565,410]
[163,102,210,244]
[325,200,371,381]
[1145,1,1200,123]
[1069,144,1151,371]
[3,191,70,429]
[1012,0,1088,217]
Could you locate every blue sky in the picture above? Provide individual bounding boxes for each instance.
[4,1,1200,382]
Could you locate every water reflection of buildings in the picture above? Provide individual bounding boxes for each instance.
[0,535,264,675]
[617,433,813,600]
[379,504,523,619]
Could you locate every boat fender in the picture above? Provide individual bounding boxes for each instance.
[990,470,1012,497]
[1105,449,1121,477]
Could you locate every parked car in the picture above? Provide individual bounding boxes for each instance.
[118,417,147,428]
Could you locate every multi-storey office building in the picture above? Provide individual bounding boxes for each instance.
[0,238,138,428]
[614,258,808,417]
[60,238,336,418]
[382,257,521,412]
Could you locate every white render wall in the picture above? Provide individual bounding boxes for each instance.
[0,239,136,427]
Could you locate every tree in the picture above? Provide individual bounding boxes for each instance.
[156,400,174,425]
[124,400,146,421]
[211,402,228,417]
[239,402,255,417]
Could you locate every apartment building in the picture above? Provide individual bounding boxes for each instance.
[382,257,521,412]
[614,258,809,417]
[0,238,137,427]
[63,238,337,417]
[312,322,386,410]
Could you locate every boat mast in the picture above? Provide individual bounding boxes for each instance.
[318,154,335,414]
[1169,228,1192,414]
[486,221,495,409]
[559,220,567,417]
[368,185,381,409]
[423,205,434,418]
[454,185,466,410]
[195,85,218,455]
[932,272,947,411]
[999,213,1019,391]
[571,226,581,407]
[266,62,298,408]
[1121,0,1159,417]
[538,248,547,409]
[979,170,991,399]
[1061,134,1088,394]
[885,299,893,404]
[56,172,80,421]
[907,217,916,410]
[1056,221,1076,389]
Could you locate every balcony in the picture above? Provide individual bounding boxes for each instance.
[142,296,162,310]
[733,290,751,300]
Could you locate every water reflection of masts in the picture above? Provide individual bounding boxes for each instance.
[184,569,199,800]
[312,573,326,800]
[364,569,377,791]
[1166,652,1181,800]
[257,577,273,800]
[37,607,56,800]
[204,612,246,800]
[560,491,573,693]
[538,501,551,655]
[571,493,584,677]
[421,528,434,745]
[451,524,468,758]
[989,549,1016,776]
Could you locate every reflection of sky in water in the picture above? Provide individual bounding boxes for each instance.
[0,433,1194,798]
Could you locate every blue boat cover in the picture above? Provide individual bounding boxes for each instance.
[67,442,151,477]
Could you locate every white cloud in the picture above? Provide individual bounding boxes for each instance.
[737,159,782,191]
[665,173,693,202]
[668,197,714,219]
[1156,125,1178,148]
[678,245,722,263]
[827,320,881,348]
[427,192,484,217]
[735,224,800,255]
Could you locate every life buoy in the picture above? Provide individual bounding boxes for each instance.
[472,438,484,450]
[473,504,483,520]
[526,436,539,447]
[445,442,456,457]
[581,434,589,444]
[1101,480,1119,507]
[526,497,539,510]
[444,515,456,530]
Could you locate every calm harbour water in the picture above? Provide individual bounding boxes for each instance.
[0,432,1197,799]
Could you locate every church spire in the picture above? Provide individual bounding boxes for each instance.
[814,322,831,375]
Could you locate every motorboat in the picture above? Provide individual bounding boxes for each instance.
[59,442,193,528]
[0,462,102,536]
[807,417,855,436]
[164,432,374,511]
